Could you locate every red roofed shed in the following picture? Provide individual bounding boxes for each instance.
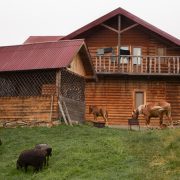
[0,39,96,127]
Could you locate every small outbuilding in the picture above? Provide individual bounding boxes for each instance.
[0,39,96,127]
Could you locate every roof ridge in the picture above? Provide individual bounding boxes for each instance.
[0,39,85,48]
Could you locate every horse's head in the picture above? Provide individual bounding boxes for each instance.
[132,104,145,119]
[132,109,139,119]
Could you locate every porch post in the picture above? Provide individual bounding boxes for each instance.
[118,15,121,56]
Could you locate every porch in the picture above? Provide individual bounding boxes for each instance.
[94,55,180,75]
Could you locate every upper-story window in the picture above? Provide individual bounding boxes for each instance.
[157,48,166,63]
[119,46,130,64]
[97,47,114,56]
[157,48,166,56]
[132,47,142,65]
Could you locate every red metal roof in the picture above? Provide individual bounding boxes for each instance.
[0,39,85,72]
[62,7,180,46]
[23,36,64,44]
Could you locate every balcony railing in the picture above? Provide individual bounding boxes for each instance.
[94,55,180,75]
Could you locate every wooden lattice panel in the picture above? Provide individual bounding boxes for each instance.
[0,70,56,97]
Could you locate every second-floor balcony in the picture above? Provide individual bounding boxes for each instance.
[94,55,180,75]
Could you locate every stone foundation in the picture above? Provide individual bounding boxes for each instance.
[0,120,61,128]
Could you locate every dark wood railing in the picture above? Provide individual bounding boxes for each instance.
[94,55,180,75]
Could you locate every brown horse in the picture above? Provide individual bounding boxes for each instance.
[132,101,173,128]
[89,105,108,125]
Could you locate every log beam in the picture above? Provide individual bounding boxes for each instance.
[101,23,119,33]
[101,23,138,34]
[120,23,138,34]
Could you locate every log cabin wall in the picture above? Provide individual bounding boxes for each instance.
[85,76,180,126]
[0,70,60,128]
[0,96,59,127]
[166,80,180,122]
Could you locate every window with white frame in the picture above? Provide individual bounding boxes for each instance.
[134,90,145,109]
[132,47,142,65]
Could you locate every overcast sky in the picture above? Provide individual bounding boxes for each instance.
[0,0,179,46]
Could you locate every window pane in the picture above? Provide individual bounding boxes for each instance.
[133,48,142,64]
[135,92,144,108]
[121,46,129,50]
[157,48,165,56]
[120,46,129,64]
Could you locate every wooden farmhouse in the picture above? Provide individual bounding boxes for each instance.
[0,7,179,127]
[0,40,96,127]
[62,8,180,126]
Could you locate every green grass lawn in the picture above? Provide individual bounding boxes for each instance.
[0,125,179,180]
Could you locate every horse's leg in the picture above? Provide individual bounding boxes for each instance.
[167,113,173,128]
[145,118,148,128]
[102,111,108,126]
[103,115,108,126]
[159,114,163,128]
[106,111,109,126]
[148,119,153,129]
[159,118,163,126]
[94,114,97,121]
[105,116,108,126]
[146,117,151,129]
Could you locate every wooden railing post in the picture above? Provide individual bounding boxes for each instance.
[145,57,148,73]
[149,57,152,73]
[153,57,155,73]
[129,56,132,73]
[108,56,111,72]
[173,57,175,74]
[177,57,180,74]
[158,57,161,73]
[141,57,143,73]
[136,57,138,73]
[168,57,171,74]
[103,57,106,71]
[99,56,102,72]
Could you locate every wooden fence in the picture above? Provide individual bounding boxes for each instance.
[94,55,180,75]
